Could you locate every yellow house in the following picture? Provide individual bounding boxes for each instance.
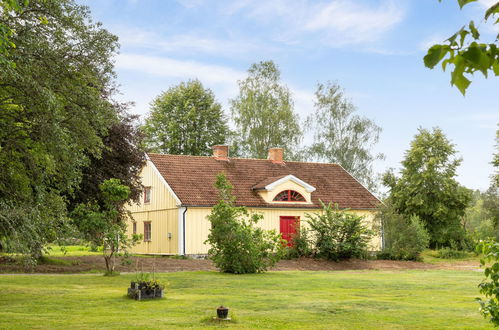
[127,145,381,255]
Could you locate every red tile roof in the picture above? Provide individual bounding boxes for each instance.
[148,153,380,210]
[252,175,288,190]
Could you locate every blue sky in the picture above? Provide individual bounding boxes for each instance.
[83,0,498,191]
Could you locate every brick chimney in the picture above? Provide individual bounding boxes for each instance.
[268,147,284,163]
[212,145,229,160]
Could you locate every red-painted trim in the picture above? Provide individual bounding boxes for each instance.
[273,190,305,202]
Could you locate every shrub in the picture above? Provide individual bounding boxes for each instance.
[306,202,373,261]
[435,248,468,259]
[477,240,499,326]
[205,173,284,274]
[376,204,429,261]
[286,227,312,259]
[71,178,141,273]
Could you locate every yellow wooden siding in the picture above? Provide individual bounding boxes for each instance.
[126,160,179,254]
[185,207,381,255]
[128,160,179,212]
[128,209,179,254]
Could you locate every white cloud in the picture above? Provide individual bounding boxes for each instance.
[303,1,405,44]
[478,0,498,9]
[225,0,406,46]
[115,53,318,121]
[116,53,245,85]
[114,26,269,57]
[115,53,244,117]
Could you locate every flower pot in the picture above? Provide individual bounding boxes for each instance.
[217,306,229,319]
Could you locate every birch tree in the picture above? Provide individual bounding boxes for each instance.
[230,61,302,159]
[306,82,384,190]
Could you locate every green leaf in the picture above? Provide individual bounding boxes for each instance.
[493,62,499,76]
[469,21,480,39]
[485,2,499,20]
[450,57,471,95]
[452,71,471,95]
[461,44,490,76]
[447,31,458,45]
[458,0,477,9]
[441,59,450,71]
[459,29,469,47]
[424,45,449,69]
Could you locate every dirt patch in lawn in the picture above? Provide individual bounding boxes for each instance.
[0,255,482,274]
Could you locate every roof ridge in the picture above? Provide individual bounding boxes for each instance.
[147,152,341,166]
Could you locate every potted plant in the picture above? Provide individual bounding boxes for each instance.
[216,306,229,319]
[128,273,166,300]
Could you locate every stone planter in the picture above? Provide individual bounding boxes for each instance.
[127,281,164,300]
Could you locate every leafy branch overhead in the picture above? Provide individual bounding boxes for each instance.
[424,0,499,94]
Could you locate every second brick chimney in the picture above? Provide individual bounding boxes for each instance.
[212,145,229,160]
[268,147,284,163]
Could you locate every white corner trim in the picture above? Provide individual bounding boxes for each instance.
[178,206,186,255]
[146,156,182,206]
[265,174,316,193]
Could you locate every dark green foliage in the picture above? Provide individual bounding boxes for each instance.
[305,82,384,191]
[477,239,499,326]
[0,0,121,260]
[436,248,469,259]
[464,189,499,242]
[383,128,472,248]
[376,203,430,261]
[70,114,146,208]
[493,131,499,186]
[426,1,499,95]
[230,60,302,159]
[71,179,140,273]
[142,79,229,156]
[286,227,312,259]
[0,0,27,64]
[306,202,373,261]
[205,173,284,274]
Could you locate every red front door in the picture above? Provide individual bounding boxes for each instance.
[280,216,299,246]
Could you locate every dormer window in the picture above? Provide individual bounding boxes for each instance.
[273,190,306,202]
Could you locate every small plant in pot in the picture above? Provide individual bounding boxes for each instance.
[217,306,229,319]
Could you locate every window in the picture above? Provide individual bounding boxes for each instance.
[144,187,151,204]
[133,222,137,235]
[273,190,305,202]
[144,222,151,242]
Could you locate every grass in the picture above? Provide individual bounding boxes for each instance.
[43,245,102,257]
[420,249,479,264]
[0,270,491,329]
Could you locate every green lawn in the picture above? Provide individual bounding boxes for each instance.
[0,270,491,329]
[43,245,102,257]
[420,249,479,264]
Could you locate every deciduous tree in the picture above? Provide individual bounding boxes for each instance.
[383,127,472,247]
[70,114,146,209]
[142,80,228,156]
[0,0,27,64]
[305,82,384,191]
[230,61,302,159]
[0,0,121,260]
[71,179,140,274]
